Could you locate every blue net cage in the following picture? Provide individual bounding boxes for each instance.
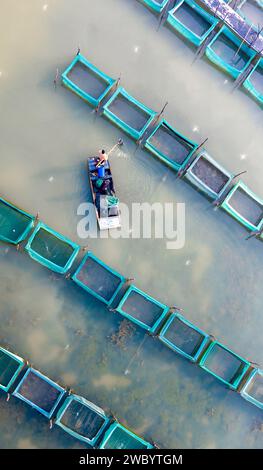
[55,394,110,445]
[62,53,117,107]
[185,151,233,200]
[0,197,34,245]
[13,368,66,418]
[199,342,251,389]
[0,347,25,393]
[167,0,218,47]
[99,422,153,449]
[144,119,198,172]
[72,252,125,305]
[116,285,169,333]
[103,87,157,140]
[159,313,211,362]
[221,181,263,231]
[206,26,257,79]
[25,222,80,274]
[240,368,263,409]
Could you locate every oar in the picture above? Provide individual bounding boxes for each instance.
[108,138,124,156]
[96,139,124,168]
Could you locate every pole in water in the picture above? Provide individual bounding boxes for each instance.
[124,335,148,375]
[246,229,262,240]
[53,68,59,89]
[108,138,124,156]
[196,137,208,153]
[77,45,80,55]
[233,170,247,180]
[158,101,168,119]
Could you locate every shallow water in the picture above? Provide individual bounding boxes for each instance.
[0,0,263,449]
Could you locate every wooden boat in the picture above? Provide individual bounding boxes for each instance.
[88,157,121,230]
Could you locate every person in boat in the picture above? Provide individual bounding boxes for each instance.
[97,149,108,165]
[96,149,109,177]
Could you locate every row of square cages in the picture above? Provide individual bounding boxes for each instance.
[0,346,154,449]
[139,0,262,105]
[0,199,262,410]
[61,52,263,237]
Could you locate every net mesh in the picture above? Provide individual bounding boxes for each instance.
[103,427,149,450]
[149,125,194,164]
[191,156,230,194]
[172,2,212,36]
[16,371,62,413]
[163,317,205,357]
[121,290,164,327]
[0,200,31,243]
[67,62,108,99]
[75,257,122,302]
[228,187,263,226]
[0,350,21,387]
[250,64,263,94]
[30,228,75,268]
[107,95,150,132]
[245,373,263,403]
[61,400,105,439]
[203,344,245,384]
[211,33,251,71]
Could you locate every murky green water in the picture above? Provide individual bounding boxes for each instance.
[0,0,263,449]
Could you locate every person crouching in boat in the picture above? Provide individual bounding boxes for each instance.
[96,149,108,178]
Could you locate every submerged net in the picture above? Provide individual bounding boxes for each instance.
[149,124,194,164]
[191,156,230,194]
[203,344,246,384]
[163,316,205,357]
[107,94,150,132]
[60,400,105,439]
[172,2,212,36]
[245,373,263,403]
[250,64,263,94]
[75,257,122,302]
[228,187,263,226]
[0,350,21,388]
[16,371,62,413]
[211,33,251,71]
[67,62,109,99]
[120,290,164,327]
[0,200,32,243]
[103,426,149,450]
[30,228,75,268]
